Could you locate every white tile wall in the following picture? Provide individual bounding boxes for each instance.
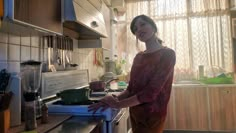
[9,44,20,61]
[21,46,31,61]
[9,34,20,45]
[0,22,104,80]
[21,36,31,46]
[0,62,8,70]
[0,32,8,43]
[31,47,39,61]
[74,47,105,81]
[8,62,20,73]
[0,43,8,61]
[31,36,40,47]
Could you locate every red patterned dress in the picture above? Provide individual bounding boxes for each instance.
[127,47,176,133]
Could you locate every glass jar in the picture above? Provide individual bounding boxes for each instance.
[24,100,37,131]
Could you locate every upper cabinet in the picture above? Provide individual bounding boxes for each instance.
[3,0,62,34]
[0,0,3,17]
[63,0,107,39]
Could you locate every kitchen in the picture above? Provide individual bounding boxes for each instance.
[0,0,236,133]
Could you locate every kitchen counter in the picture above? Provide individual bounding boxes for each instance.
[47,116,104,133]
[9,114,72,133]
[9,115,103,133]
[172,83,236,87]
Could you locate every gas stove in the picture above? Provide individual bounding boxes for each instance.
[41,70,124,133]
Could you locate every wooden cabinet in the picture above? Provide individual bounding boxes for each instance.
[174,86,209,130]
[13,0,62,34]
[208,87,236,130]
[165,89,176,129]
[0,0,3,17]
[165,85,236,131]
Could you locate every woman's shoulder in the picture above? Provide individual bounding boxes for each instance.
[160,47,175,56]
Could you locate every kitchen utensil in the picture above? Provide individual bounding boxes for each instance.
[20,60,43,121]
[89,78,118,92]
[100,72,117,82]
[21,60,43,93]
[56,88,90,104]
[0,69,11,94]
[89,81,105,92]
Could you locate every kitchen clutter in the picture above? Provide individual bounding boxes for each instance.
[198,66,234,84]
[0,69,13,133]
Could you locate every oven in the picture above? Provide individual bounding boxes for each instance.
[111,108,127,133]
[41,70,125,133]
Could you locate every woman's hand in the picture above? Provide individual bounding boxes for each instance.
[88,101,109,114]
[100,94,120,108]
[88,94,120,113]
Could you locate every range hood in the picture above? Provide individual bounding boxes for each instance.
[63,0,108,39]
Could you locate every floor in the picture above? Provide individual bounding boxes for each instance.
[163,130,235,133]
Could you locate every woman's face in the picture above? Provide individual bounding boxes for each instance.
[133,18,155,42]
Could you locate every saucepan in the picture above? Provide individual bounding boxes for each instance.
[89,78,118,92]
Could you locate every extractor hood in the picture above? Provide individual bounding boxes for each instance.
[63,0,108,39]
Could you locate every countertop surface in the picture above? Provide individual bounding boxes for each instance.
[9,115,103,133]
[9,114,72,133]
[172,83,236,87]
[47,116,103,133]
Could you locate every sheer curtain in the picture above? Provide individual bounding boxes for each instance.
[125,0,233,81]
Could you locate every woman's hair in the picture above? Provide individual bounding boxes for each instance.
[130,14,163,44]
[130,14,157,35]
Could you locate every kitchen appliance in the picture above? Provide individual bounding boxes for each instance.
[41,70,126,133]
[20,60,43,119]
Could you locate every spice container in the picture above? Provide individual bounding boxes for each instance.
[41,103,48,124]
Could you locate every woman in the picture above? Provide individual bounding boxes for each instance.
[89,14,176,133]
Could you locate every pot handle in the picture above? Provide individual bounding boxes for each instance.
[56,92,61,97]
[105,78,119,85]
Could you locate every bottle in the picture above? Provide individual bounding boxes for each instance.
[24,100,37,131]
[41,103,48,124]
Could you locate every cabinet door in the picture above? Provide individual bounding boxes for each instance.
[174,86,209,130]
[165,88,175,129]
[208,87,236,130]
[0,0,3,17]
[14,0,62,34]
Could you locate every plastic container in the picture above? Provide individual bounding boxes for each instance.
[110,81,118,90]
[201,77,234,84]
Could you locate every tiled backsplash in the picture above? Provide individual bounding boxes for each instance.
[0,21,104,81]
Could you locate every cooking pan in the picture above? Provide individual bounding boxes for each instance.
[56,88,90,104]
[89,78,118,92]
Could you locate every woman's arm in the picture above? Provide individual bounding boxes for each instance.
[100,93,140,109]
[116,89,130,100]
[117,94,140,108]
